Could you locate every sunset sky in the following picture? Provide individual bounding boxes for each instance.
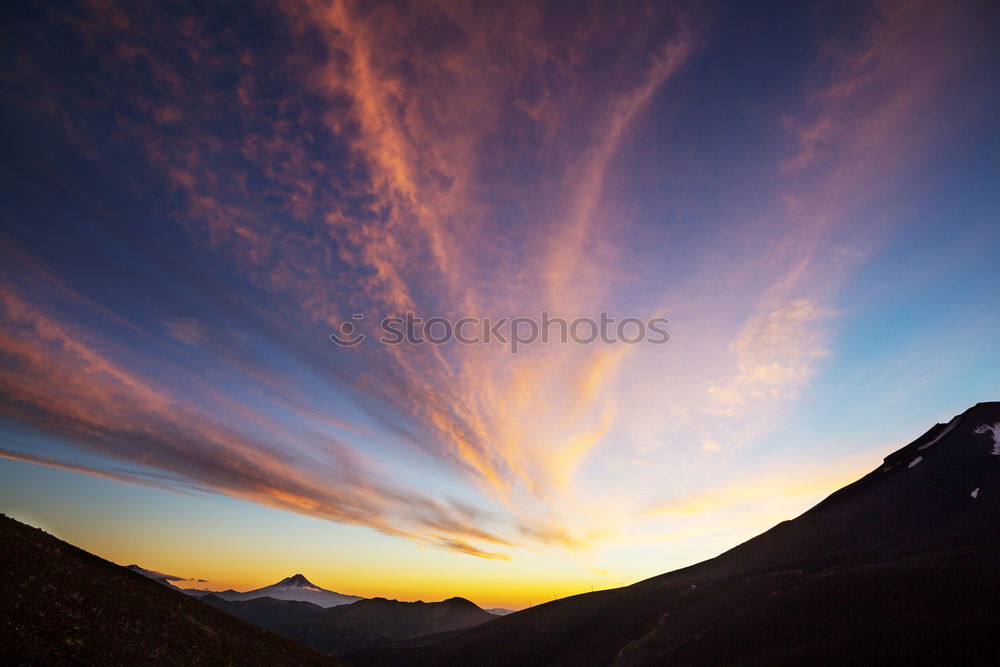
[1,0,998,610]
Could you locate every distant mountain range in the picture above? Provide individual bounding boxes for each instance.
[127,566,366,608]
[182,573,364,608]
[129,565,516,619]
[202,593,498,658]
[378,402,1000,666]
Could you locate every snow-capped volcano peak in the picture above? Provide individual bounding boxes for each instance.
[275,573,315,589]
[179,572,364,607]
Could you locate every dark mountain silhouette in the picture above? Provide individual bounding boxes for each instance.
[377,402,1000,666]
[202,593,498,657]
[184,572,363,607]
[0,514,343,665]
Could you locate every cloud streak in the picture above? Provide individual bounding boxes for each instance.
[1,0,994,562]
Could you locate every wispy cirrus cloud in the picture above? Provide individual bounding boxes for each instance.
[0,255,513,559]
[1,0,994,563]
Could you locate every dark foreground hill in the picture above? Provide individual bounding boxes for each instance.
[0,514,342,666]
[203,593,498,657]
[379,402,1000,666]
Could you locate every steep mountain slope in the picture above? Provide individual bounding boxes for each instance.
[0,515,342,666]
[203,594,498,656]
[381,402,1000,666]
[185,573,363,607]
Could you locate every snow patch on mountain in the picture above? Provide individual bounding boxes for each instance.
[908,456,922,469]
[974,423,1000,455]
